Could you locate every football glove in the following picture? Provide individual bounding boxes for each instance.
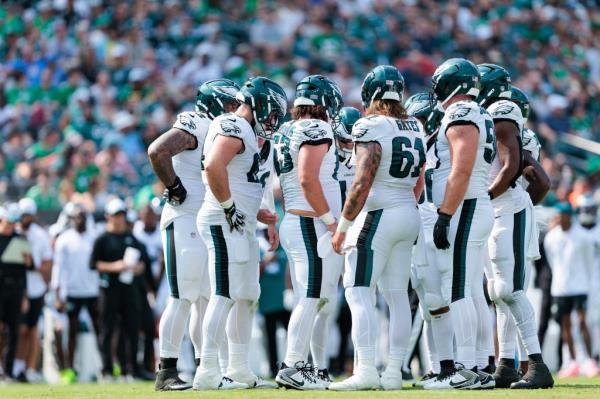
[224,202,246,233]
[433,210,452,250]
[163,176,187,206]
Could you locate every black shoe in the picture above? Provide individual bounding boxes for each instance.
[510,362,554,389]
[493,364,519,388]
[482,364,496,375]
[16,371,28,383]
[402,369,415,381]
[317,368,332,386]
[154,367,191,391]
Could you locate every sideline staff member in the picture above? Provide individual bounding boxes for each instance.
[91,198,149,379]
[0,203,32,378]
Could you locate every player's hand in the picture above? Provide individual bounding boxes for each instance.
[332,230,346,254]
[257,209,278,225]
[224,202,246,233]
[433,210,452,250]
[267,224,279,251]
[326,221,337,234]
[55,297,65,313]
[163,176,187,205]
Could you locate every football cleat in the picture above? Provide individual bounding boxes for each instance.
[381,367,403,390]
[424,366,480,390]
[510,361,554,389]
[192,367,248,390]
[155,367,191,391]
[477,369,495,389]
[227,369,277,389]
[328,366,381,391]
[317,368,333,388]
[494,363,520,388]
[413,371,438,387]
[275,362,324,390]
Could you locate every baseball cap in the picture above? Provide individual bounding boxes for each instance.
[18,198,37,216]
[105,198,127,216]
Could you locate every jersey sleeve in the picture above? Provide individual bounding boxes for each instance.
[351,115,383,143]
[293,119,333,146]
[522,128,541,155]
[442,101,481,130]
[172,111,210,148]
[487,100,523,126]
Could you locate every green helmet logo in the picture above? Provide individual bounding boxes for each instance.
[237,76,288,140]
[294,75,344,127]
[510,86,530,120]
[196,79,240,119]
[361,65,405,109]
[477,63,512,106]
[405,92,443,137]
[431,58,480,108]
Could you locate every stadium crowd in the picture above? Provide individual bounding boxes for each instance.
[0,0,599,386]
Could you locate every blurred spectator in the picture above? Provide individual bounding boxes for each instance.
[543,203,599,377]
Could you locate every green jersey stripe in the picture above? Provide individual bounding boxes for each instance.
[300,216,322,298]
[512,208,526,291]
[452,198,477,302]
[165,223,179,299]
[210,225,230,298]
[354,209,383,287]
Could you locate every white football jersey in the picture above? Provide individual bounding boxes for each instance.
[274,119,341,216]
[161,111,211,229]
[487,99,529,216]
[257,139,276,213]
[419,143,438,227]
[432,100,494,208]
[522,127,541,162]
[337,155,354,207]
[351,114,425,211]
[198,113,263,226]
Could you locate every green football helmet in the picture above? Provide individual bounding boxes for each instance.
[237,76,288,140]
[431,58,480,108]
[196,79,241,119]
[294,75,344,126]
[405,92,443,137]
[333,106,361,160]
[510,86,530,120]
[361,65,405,109]
[477,63,512,106]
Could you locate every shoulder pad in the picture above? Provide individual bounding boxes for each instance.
[173,111,209,134]
[277,120,295,138]
[445,101,479,123]
[351,115,385,141]
[213,114,244,138]
[487,100,523,123]
[522,128,540,151]
[293,119,332,143]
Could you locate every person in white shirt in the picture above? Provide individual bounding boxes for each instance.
[14,198,52,382]
[53,204,100,374]
[543,202,599,378]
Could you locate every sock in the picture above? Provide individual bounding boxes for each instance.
[423,320,440,373]
[189,297,209,359]
[381,289,411,371]
[160,357,177,369]
[499,357,515,368]
[219,333,229,375]
[310,296,336,370]
[528,353,543,363]
[489,356,496,367]
[440,359,455,374]
[473,291,494,369]
[226,300,255,374]
[159,297,191,358]
[495,298,517,359]
[195,358,200,367]
[284,297,319,365]
[450,297,477,369]
[200,295,234,370]
[431,309,454,364]
[506,291,542,356]
[346,287,378,370]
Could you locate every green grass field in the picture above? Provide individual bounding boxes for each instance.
[1,377,599,399]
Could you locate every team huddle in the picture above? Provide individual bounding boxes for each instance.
[148,57,554,391]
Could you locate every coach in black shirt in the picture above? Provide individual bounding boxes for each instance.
[91,198,149,380]
[0,204,32,378]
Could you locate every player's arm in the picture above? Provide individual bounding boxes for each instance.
[204,135,246,232]
[148,128,197,204]
[298,142,336,231]
[488,120,521,199]
[522,151,550,205]
[414,167,425,201]
[434,124,477,250]
[332,141,381,254]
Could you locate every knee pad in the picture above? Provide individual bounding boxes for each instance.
[494,279,513,302]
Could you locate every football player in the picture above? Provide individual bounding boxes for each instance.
[334,106,361,203]
[330,65,425,390]
[404,92,444,388]
[425,58,495,390]
[148,79,241,391]
[274,75,343,390]
[194,76,287,390]
[478,64,553,389]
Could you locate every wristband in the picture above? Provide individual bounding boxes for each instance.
[220,198,234,209]
[488,190,495,200]
[319,211,335,226]
[337,216,353,233]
